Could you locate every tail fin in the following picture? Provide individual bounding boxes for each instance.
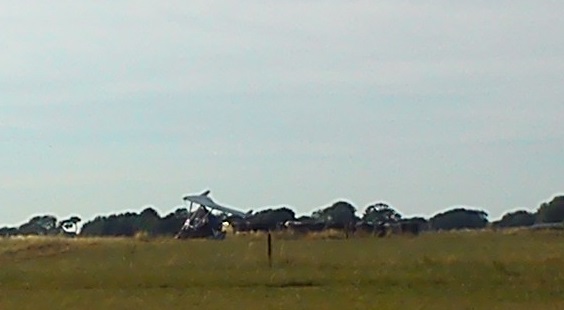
[200,190,211,196]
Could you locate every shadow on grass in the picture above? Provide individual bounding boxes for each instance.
[265,280,320,288]
[114,281,324,290]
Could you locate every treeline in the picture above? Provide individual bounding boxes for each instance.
[1,195,563,238]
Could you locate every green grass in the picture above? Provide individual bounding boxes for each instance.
[0,231,563,309]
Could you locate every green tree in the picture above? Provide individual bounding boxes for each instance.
[362,203,402,224]
[494,210,535,228]
[0,227,18,237]
[18,215,59,236]
[315,201,356,228]
[430,208,488,231]
[247,207,296,230]
[138,207,161,235]
[80,213,137,237]
[536,196,564,224]
[80,216,106,236]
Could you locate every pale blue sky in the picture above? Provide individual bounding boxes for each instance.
[1,1,563,226]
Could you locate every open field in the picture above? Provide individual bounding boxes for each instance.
[1,231,563,310]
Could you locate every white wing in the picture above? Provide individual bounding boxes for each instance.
[183,192,248,218]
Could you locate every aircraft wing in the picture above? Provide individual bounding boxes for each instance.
[183,193,248,218]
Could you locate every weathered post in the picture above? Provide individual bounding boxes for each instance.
[267,232,272,268]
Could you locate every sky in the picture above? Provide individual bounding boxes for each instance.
[1,1,563,226]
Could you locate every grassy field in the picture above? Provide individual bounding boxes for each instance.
[0,230,563,310]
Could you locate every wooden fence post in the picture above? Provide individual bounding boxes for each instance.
[267,232,272,268]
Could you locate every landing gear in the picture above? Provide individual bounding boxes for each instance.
[175,204,226,240]
[175,219,226,239]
